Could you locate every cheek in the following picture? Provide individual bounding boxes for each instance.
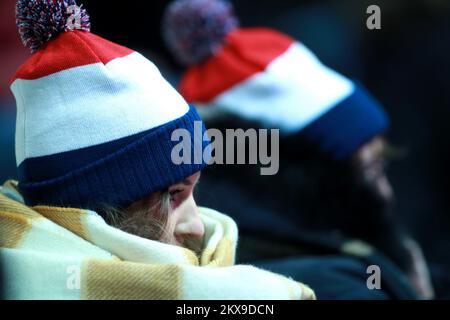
[169,194,195,222]
[161,210,180,244]
[167,203,179,229]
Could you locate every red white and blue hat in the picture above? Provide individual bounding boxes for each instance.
[163,0,389,159]
[11,0,208,210]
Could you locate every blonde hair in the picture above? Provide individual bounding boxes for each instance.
[103,191,204,254]
[103,191,172,242]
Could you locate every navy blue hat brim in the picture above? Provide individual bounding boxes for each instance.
[18,105,209,211]
[302,83,390,159]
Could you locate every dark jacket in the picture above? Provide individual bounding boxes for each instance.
[197,174,420,300]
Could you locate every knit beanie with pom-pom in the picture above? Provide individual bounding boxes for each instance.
[11,0,209,211]
[162,0,389,159]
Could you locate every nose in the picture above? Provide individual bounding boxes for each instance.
[174,196,205,242]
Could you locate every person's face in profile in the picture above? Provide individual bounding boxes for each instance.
[120,172,204,251]
[164,172,204,247]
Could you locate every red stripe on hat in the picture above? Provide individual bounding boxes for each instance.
[180,28,294,104]
[12,31,134,82]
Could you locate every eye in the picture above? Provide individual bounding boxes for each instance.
[169,189,183,202]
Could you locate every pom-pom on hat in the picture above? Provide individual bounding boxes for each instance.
[163,0,389,159]
[162,0,238,66]
[11,0,209,211]
[16,0,90,53]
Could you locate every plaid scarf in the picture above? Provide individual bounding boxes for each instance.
[0,180,315,300]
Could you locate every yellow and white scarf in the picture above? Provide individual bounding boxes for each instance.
[0,181,315,300]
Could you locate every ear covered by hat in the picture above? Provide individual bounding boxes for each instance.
[12,0,209,211]
[163,0,389,159]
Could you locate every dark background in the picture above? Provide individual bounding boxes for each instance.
[1,0,449,271]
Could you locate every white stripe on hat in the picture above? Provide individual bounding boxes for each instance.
[12,52,189,166]
[198,42,354,133]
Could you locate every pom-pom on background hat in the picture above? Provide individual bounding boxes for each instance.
[163,0,389,159]
[162,0,238,66]
[11,0,209,211]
